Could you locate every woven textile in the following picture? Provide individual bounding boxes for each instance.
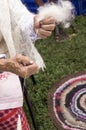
[0,107,30,130]
[48,72,86,130]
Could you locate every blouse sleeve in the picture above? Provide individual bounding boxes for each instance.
[22,13,39,42]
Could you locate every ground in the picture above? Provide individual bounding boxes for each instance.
[24,15,86,130]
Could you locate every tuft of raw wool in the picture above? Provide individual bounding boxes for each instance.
[37,0,75,28]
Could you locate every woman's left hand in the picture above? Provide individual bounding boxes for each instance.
[34,16,56,38]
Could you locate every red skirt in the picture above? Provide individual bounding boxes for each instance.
[0,107,30,130]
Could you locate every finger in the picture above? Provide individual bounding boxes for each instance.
[38,28,52,38]
[40,16,55,25]
[20,56,33,66]
[23,63,39,78]
[34,15,40,28]
[26,63,39,73]
[41,24,55,31]
[15,54,33,66]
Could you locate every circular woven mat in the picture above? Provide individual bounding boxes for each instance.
[48,72,86,130]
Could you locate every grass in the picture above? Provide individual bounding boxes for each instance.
[24,15,86,130]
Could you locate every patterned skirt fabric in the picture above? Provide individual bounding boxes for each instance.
[0,107,30,130]
[48,72,86,130]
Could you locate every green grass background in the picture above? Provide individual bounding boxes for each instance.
[24,15,86,130]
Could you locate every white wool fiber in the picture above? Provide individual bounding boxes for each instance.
[37,0,75,28]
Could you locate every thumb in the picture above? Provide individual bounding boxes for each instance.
[34,15,40,29]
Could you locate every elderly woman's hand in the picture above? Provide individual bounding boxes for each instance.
[34,16,56,38]
[0,54,39,78]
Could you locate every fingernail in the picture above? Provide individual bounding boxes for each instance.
[30,60,34,64]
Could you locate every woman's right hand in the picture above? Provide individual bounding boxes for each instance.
[0,54,39,78]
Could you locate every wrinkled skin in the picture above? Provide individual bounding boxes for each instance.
[0,54,39,78]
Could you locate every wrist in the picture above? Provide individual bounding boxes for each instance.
[0,59,9,71]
